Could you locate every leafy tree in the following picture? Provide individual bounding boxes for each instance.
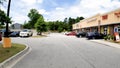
[47,21,54,31]
[46,20,69,32]
[0,0,6,5]
[35,16,47,35]
[75,16,84,23]
[28,9,42,28]
[0,9,11,28]
[66,16,84,31]
[23,21,31,29]
[63,18,68,23]
[79,17,84,21]
[67,17,75,31]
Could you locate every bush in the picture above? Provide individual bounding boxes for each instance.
[104,36,108,40]
[104,34,114,40]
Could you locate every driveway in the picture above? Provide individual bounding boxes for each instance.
[12,33,120,68]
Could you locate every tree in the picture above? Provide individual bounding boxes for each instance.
[0,0,6,5]
[75,16,84,23]
[23,21,31,29]
[79,16,84,21]
[47,22,55,31]
[28,9,42,28]
[67,17,75,31]
[0,9,11,28]
[35,16,47,35]
[66,16,84,31]
[64,18,68,23]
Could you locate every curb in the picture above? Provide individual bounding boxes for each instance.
[90,40,113,47]
[90,40,120,49]
[0,44,31,68]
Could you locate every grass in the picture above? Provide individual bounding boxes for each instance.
[0,43,26,63]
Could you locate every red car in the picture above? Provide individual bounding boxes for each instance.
[65,31,76,36]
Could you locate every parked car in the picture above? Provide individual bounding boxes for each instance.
[86,32,105,40]
[9,31,20,37]
[19,29,33,37]
[65,31,76,36]
[0,29,12,37]
[76,31,86,38]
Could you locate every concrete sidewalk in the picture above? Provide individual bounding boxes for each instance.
[90,39,120,49]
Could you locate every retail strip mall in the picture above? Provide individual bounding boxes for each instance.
[73,8,120,35]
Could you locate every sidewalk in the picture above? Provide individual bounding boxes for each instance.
[90,39,120,49]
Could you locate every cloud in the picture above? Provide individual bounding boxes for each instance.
[1,6,7,13]
[21,0,43,5]
[37,0,43,4]
[10,11,29,24]
[2,0,120,24]
[43,0,120,21]
[38,9,49,15]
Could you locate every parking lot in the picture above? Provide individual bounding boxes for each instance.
[10,33,120,68]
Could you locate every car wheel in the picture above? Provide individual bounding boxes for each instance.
[27,34,29,37]
[31,34,33,36]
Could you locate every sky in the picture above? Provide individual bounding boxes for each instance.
[1,0,120,24]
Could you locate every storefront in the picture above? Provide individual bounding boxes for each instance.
[73,8,120,36]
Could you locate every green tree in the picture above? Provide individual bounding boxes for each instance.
[28,9,42,28]
[23,21,31,29]
[66,16,84,31]
[63,18,68,23]
[79,17,84,21]
[48,22,55,31]
[67,17,75,31]
[75,16,84,23]
[35,16,47,35]
[0,9,11,28]
[0,0,6,5]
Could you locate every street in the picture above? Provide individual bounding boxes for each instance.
[12,33,120,68]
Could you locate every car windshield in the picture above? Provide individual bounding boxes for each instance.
[22,30,28,32]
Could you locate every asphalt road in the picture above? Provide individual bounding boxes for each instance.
[12,33,120,68]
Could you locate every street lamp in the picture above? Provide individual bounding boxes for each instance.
[3,0,11,48]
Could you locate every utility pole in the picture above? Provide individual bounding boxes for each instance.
[3,0,11,48]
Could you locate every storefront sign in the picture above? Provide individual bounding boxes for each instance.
[114,12,120,18]
[102,15,108,20]
[114,32,120,42]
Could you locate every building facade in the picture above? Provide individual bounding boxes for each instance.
[11,23,22,29]
[73,8,120,35]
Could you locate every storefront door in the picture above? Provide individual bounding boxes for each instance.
[104,26,107,35]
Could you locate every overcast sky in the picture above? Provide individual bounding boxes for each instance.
[1,0,120,24]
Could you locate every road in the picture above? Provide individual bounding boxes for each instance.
[12,33,120,68]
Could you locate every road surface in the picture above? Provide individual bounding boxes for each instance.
[12,33,120,68]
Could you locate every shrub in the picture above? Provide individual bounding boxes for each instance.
[104,34,114,40]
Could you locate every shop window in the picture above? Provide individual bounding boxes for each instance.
[102,15,108,20]
[104,26,107,35]
[118,26,120,34]
[114,27,118,32]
